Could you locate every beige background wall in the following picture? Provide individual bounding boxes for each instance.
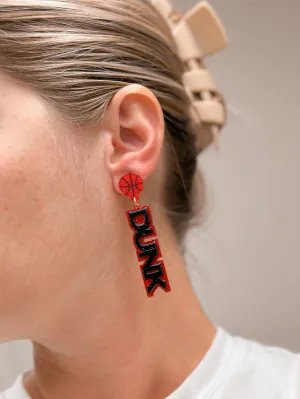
[1,0,300,391]
[181,0,300,349]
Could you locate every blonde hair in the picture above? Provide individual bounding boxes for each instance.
[0,0,208,240]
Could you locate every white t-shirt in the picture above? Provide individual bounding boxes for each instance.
[1,326,300,398]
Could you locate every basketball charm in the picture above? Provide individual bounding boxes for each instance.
[118,173,172,298]
[119,172,144,201]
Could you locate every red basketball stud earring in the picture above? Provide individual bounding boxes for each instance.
[119,173,171,298]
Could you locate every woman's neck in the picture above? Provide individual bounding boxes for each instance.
[24,217,216,399]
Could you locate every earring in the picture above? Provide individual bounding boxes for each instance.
[119,173,171,298]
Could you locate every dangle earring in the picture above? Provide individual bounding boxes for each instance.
[119,173,171,298]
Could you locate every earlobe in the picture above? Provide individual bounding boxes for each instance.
[105,84,165,195]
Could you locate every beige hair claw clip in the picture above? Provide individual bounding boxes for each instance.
[151,0,228,152]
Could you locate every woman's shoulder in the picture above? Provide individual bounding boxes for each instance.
[219,329,300,398]
[166,326,300,399]
[1,333,300,399]
[236,331,300,372]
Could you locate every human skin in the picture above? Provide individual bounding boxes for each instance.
[0,72,216,399]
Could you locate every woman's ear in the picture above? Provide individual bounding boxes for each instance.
[103,84,165,195]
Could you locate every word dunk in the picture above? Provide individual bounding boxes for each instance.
[127,205,171,297]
